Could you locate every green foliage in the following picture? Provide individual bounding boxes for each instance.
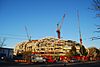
[79,45,87,56]
[83,52,88,56]
[70,45,77,56]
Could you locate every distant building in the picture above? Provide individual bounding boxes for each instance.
[0,47,13,60]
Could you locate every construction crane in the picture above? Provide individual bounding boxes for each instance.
[25,26,31,42]
[56,14,66,39]
[77,10,82,45]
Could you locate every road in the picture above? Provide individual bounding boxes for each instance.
[0,61,100,67]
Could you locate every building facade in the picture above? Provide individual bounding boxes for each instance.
[0,47,13,60]
[14,37,82,57]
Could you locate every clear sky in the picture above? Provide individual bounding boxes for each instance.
[0,0,100,48]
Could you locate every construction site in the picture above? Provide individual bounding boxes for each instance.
[13,13,100,64]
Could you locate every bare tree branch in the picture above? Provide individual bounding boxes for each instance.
[0,37,6,47]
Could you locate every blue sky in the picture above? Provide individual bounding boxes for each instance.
[0,0,100,48]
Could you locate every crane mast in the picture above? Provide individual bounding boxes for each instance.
[25,26,31,42]
[56,14,65,39]
[77,11,82,45]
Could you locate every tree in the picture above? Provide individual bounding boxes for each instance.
[79,45,87,56]
[70,45,77,56]
[0,37,6,47]
[90,0,100,40]
[91,0,100,17]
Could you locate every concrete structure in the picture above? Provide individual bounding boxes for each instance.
[14,40,38,55]
[14,37,82,57]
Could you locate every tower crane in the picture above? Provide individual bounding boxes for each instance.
[77,11,82,45]
[56,14,66,39]
[25,26,31,42]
